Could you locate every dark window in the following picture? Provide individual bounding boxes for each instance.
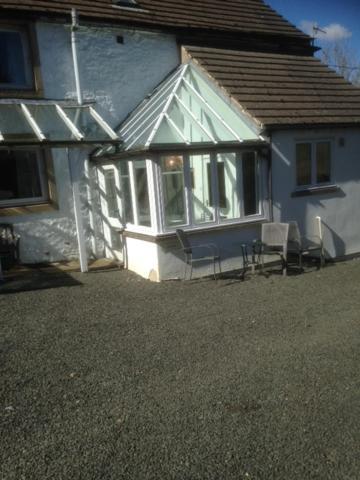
[0,149,47,205]
[208,162,226,208]
[243,152,258,216]
[316,141,331,183]
[296,143,312,186]
[0,27,33,90]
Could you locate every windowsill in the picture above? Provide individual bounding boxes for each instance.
[0,201,58,217]
[123,216,266,242]
[291,184,339,198]
[0,88,43,99]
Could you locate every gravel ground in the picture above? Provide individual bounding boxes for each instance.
[1,261,359,480]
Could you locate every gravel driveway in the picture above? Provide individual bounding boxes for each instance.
[1,261,359,479]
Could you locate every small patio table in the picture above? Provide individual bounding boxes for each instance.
[241,241,262,277]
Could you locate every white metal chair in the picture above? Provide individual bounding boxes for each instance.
[288,217,325,269]
[258,222,290,276]
[176,229,221,280]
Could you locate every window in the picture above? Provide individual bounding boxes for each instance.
[133,160,151,227]
[159,151,262,231]
[0,149,48,206]
[190,154,214,224]
[0,25,34,90]
[160,155,186,227]
[119,162,134,224]
[296,141,331,188]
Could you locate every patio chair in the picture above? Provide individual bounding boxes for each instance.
[258,222,290,276]
[0,223,20,273]
[176,229,221,280]
[288,217,325,269]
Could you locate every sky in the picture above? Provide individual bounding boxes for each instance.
[266,0,360,52]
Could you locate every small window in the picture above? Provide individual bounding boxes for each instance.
[296,141,331,188]
[190,154,214,225]
[119,162,134,224]
[316,142,331,184]
[296,143,312,186]
[133,160,151,227]
[161,155,186,227]
[0,26,34,90]
[0,149,48,207]
[242,151,259,216]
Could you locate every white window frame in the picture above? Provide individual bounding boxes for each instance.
[0,147,48,207]
[0,25,34,90]
[126,157,157,233]
[157,150,266,233]
[295,139,333,189]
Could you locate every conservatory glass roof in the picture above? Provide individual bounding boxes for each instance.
[0,101,119,147]
[94,62,264,158]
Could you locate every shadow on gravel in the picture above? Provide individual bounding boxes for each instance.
[0,266,81,295]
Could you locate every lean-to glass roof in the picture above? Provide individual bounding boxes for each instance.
[0,101,119,147]
[95,62,264,158]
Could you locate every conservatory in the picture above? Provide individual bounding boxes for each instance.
[94,62,271,281]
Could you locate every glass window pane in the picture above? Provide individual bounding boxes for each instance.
[119,162,134,224]
[104,170,119,218]
[0,149,44,203]
[296,143,312,186]
[161,155,186,227]
[316,142,331,183]
[133,160,151,227]
[62,106,111,142]
[26,105,75,141]
[217,153,241,220]
[0,29,32,89]
[243,151,259,216]
[0,104,37,142]
[189,154,214,224]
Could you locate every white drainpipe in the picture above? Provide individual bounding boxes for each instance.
[71,8,83,105]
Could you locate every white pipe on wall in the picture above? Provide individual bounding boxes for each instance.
[71,8,83,106]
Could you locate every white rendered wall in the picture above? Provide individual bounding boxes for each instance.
[125,237,160,281]
[3,22,179,264]
[271,128,360,259]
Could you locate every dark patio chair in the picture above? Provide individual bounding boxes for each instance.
[176,229,221,280]
[0,223,20,271]
[288,219,325,269]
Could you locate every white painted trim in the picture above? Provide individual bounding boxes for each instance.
[145,64,188,147]
[174,94,217,144]
[20,103,46,142]
[124,99,166,143]
[164,113,190,144]
[120,68,180,135]
[55,104,84,141]
[182,77,244,142]
[89,107,118,140]
[125,116,158,151]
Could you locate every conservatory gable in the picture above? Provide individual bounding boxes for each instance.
[95,62,264,158]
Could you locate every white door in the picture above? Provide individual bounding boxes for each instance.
[98,164,124,262]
